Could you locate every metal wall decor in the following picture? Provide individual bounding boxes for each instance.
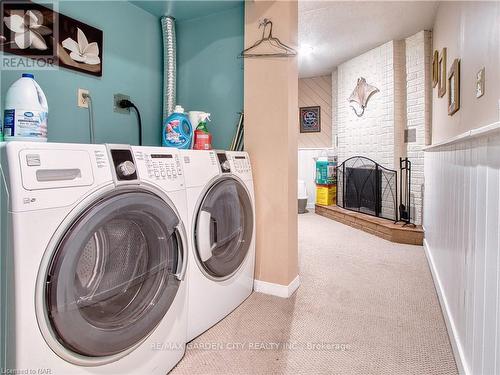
[347,77,379,117]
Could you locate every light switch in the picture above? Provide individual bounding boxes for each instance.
[404,128,416,143]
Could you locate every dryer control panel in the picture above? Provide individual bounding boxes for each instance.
[231,155,251,173]
[226,151,253,181]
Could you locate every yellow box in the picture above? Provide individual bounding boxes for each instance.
[316,185,336,206]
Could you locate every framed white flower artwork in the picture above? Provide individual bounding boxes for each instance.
[58,13,103,76]
[1,2,55,58]
[1,1,103,77]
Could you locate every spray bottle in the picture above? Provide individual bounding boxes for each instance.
[193,112,212,150]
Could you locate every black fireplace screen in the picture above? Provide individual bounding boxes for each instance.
[337,156,398,221]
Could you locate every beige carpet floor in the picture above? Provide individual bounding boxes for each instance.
[171,212,458,375]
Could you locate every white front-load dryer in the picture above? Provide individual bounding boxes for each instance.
[181,150,255,341]
[0,142,188,374]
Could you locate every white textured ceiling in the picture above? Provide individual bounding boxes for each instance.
[299,1,439,78]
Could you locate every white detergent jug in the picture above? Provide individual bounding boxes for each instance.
[3,73,48,141]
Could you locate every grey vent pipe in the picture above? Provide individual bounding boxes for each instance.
[161,16,176,118]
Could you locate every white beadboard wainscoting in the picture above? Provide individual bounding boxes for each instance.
[298,148,334,208]
[423,122,500,375]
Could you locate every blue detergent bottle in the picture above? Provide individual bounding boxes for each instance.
[162,105,192,149]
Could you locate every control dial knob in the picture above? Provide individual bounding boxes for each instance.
[116,160,136,178]
[221,160,231,172]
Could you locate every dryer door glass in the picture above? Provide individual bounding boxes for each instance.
[195,177,253,278]
[45,191,183,357]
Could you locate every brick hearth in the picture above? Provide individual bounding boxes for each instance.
[315,204,424,245]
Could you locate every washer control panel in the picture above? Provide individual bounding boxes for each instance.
[132,147,184,189]
[146,153,182,180]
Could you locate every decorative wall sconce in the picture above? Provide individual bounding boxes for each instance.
[347,77,379,117]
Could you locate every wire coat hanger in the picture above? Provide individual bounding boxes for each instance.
[239,18,297,58]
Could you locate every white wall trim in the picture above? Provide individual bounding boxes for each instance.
[423,121,500,151]
[254,275,300,298]
[423,239,468,375]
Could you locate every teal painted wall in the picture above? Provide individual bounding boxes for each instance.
[176,4,244,150]
[1,1,163,146]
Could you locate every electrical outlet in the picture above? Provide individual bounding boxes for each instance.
[114,93,130,114]
[77,89,89,108]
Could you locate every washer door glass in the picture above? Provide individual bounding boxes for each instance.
[194,177,253,278]
[45,191,183,358]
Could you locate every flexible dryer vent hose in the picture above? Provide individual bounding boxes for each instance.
[161,16,176,118]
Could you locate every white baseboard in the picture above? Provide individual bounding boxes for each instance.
[423,239,468,375]
[253,275,300,298]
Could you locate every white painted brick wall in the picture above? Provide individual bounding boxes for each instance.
[405,30,432,225]
[332,32,431,225]
[331,68,338,149]
[337,41,398,170]
[393,40,407,167]
[336,41,402,221]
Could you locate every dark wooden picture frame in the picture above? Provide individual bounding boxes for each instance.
[432,50,439,88]
[448,58,460,116]
[438,48,447,98]
[57,12,103,76]
[1,2,55,58]
[1,1,103,76]
[299,106,321,133]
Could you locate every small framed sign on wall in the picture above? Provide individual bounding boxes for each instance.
[299,106,321,133]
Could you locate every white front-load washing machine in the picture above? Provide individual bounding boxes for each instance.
[181,150,255,341]
[0,142,188,374]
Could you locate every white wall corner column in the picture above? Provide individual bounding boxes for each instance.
[244,0,300,298]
